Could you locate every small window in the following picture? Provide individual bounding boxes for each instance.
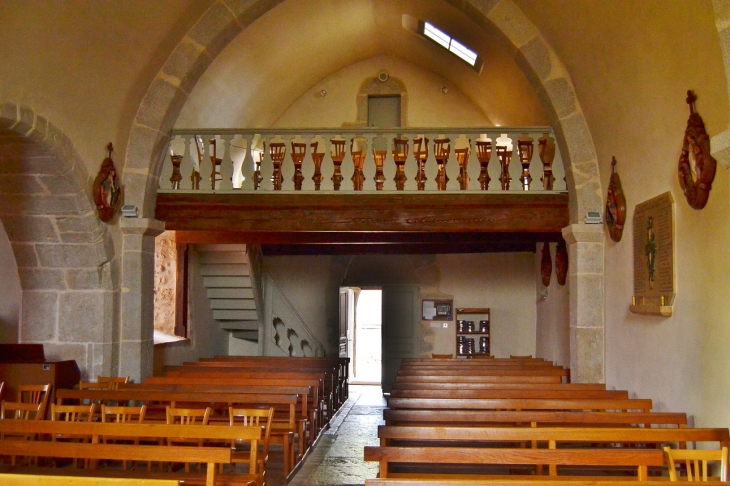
[419,21,483,73]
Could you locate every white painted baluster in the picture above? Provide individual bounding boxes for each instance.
[320,138,334,191]
[259,135,274,191]
[382,133,397,191]
[280,134,294,191]
[467,136,481,192]
[300,133,315,192]
[362,134,376,191]
[219,134,234,191]
[445,132,460,192]
[403,135,417,192]
[528,132,543,192]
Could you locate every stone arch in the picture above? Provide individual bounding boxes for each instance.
[123,0,604,381]
[0,102,117,379]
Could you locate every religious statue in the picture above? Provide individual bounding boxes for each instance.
[93,142,121,222]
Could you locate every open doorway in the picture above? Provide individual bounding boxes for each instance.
[340,287,382,384]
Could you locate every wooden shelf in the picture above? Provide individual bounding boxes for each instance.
[630,304,673,317]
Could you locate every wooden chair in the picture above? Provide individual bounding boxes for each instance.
[229,407,273,484]
[0,401,43,466]
[431,354,453,359]
[101,404,147,470]
[166,406,211,472]
[98,375,130,390]
[18,383,51,418]
[664,446,729,481]
[51,403,96,468]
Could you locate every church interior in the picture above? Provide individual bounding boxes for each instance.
[1,0,730,483]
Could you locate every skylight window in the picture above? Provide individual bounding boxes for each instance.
[421,22,481,70]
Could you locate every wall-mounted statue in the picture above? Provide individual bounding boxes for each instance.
[93,143,121,222]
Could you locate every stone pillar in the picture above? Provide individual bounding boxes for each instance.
[120,218,165,382]
[562,224,605,383]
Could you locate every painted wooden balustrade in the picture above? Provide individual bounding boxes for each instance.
[161,128,565,193]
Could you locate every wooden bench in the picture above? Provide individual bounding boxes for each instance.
[388,389,628,399]
[0,473,179,485]
[363,445,665,480]
[0,420,262,486]
[393,375,563,384]
[382,409,688,428]
[386,397,654,412]
[55,388,301,477]
[364,479,659,485]
[391,383,606,391]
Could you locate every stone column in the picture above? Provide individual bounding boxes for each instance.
[562,224,605,383]
[120,218,164,382]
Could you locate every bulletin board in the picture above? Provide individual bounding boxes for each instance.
[422,299,453,321]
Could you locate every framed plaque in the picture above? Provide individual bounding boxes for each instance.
[631,192,675,316]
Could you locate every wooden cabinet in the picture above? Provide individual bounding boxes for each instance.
[455,308,490,358]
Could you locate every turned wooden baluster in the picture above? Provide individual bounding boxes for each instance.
[497,144,513,190]
[434,138,450,190]
[269,142,285,190]
[208,137,223,189]
[330,139,345,190]
[291,142,306,190]
[517,134,534,190]
[476,140,492,190]
[372,149,386,190]
[169,154,183,190]
[413,137,429,190]
[310,141,324,191]
[456,142,471,190]
[392,138,409,191]
[254,141,264,190]
[538,133,556,190]
[350,138,366,191]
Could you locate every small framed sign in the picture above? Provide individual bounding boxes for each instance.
[422,299,453,321]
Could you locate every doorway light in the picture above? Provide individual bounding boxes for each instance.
[420,21,482,72]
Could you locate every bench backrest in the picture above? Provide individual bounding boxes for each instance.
[386,397,653,412]
[388,389,628,399]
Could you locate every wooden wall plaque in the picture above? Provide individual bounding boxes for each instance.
[631,192,675,316]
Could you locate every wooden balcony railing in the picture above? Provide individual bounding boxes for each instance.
[161,127,565,193]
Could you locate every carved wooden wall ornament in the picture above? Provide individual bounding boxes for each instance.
[606,157,627,242]
[540,242,552,287]
[92,142,121,223]
[678,90,716,210]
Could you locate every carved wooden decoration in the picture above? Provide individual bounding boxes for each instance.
[393,138,409,191]
[350,138,366,191]
[517,134,533,190]
[291,142,306,191]
[269,142,285,190]
[497,145,513,190]
[456,145,471,190]
[606,157,627,242]
[414,137,429,190]
[92,142,121,223]
[434,138,450,190]
[476,140,492,190]
[330,139,345,191]
[540,242,552,287]
[310,141,324,191]
[678,90,716,209]
[555,238,568,286]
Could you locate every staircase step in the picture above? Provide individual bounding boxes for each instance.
[203,276,251,288]
[210,299,256,310]
[199,252,248,264]
[214,309,258,321]
[200,264,250,276]
[220,321,260,331]
[196,244,247,252]
[230,330,259,342]
[207,288,254,299]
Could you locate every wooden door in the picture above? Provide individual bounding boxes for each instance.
[381,284,420,393]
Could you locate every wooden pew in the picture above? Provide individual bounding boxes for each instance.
[391,382,606,391]
[170,364,342,412]
[392,375,563,384]
[0,420,262,486]
[144,375,328,434]
[0,474,179,485]
[382,409,688,428]
[162,369,336,429]
[388,389,628,399]
[365,480,658,486]
[364,446,665,480]
[386,397,654,412]
[119,382,322,446]
[395,368,569,379]
[55,388,301,477]
[202,356,349,403]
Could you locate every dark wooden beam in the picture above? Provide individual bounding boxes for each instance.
[156,192,569,234]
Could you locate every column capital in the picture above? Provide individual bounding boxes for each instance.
[120,217,165,238]
[562,223,604,245]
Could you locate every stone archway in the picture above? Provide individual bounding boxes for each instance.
[0,102,117,379]
[123,0,605,382]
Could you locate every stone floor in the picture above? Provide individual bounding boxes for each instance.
[276,384,385,486]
